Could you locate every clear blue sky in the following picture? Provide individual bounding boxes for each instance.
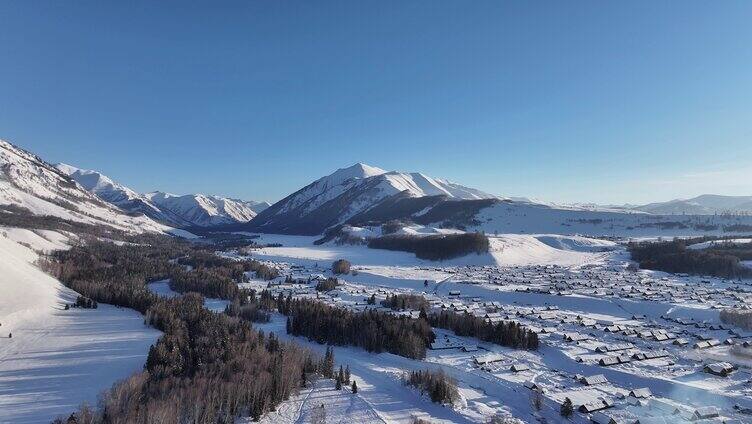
[1,1,751,204]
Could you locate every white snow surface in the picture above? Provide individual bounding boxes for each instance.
[471,200,752,237]
[0,231,160,424]
[254,378,385,424]
[246,232,611,268]
[379,171,494,200]
[0,227,72,253]
[238,235,752,423]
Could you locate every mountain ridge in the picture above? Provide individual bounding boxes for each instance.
[0,140,170,234]
[241,163,499,235]
[634,194,752,215]
[56,163,269,227]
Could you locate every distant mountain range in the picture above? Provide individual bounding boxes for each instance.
[633,194,752,215]
[56,164,269,227]
[3,139,751,238]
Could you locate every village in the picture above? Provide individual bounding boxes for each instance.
[226,244,752,424]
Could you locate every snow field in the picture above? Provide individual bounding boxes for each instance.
[0,232,161,423]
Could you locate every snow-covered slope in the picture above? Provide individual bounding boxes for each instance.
[56,163,268,227]
[0,231,160,423]
[247,232,614,269]
[273,163,388,216]
[0,140,169,234]
[246,163,498,235]
[470,200,752,237]
[635,194,752,215]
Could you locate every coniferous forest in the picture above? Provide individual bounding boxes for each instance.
[628,238,752,279]
[403,369,459,405]
[367,232,490,260]
[428,310,540,350]
[279,297,436,359]
[42,236,320,423]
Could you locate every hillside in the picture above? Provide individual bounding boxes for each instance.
[0,230,160,423]
[470,200,752,237]
[635,194,752,215]
[0,140,169,234]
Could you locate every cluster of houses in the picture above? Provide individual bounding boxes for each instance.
[463,263,752,314]
[240,257,752,424]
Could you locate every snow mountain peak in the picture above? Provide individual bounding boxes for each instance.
[320,163,387,185]
[55,163,268,227]
[244,164,498,235]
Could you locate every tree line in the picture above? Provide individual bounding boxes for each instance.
[278,297,435,360]
[628,238,752,279]
[403,369,459,405]
[315,277,340,292]
[720,308,752,330]
[367,232,489,260]
[381,293,430,311]
[428,310,540,350]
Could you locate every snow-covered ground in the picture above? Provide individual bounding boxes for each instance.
[245,233,614,268]
[233,232,752,423]
[253,375,385,424]
[254,315,514,424]
[471,201,752,237]
[0,232,161,424]
[4,223,751,423]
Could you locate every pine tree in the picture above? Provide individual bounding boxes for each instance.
[560,397,573,418]
[338,365,344,385]
[351,380,358,393]
[335,375,342,390]
[344,365,351,384]
[322,347,335,378]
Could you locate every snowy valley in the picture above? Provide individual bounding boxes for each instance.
[2,139,752,424]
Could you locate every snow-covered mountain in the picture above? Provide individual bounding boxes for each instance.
[56,164,268,227]
[239,163,752,238]
[635,194,752,215]
[55,164,192,226]
[145,192,269,227]
[244,163,498,235]
[0,140,170,234]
